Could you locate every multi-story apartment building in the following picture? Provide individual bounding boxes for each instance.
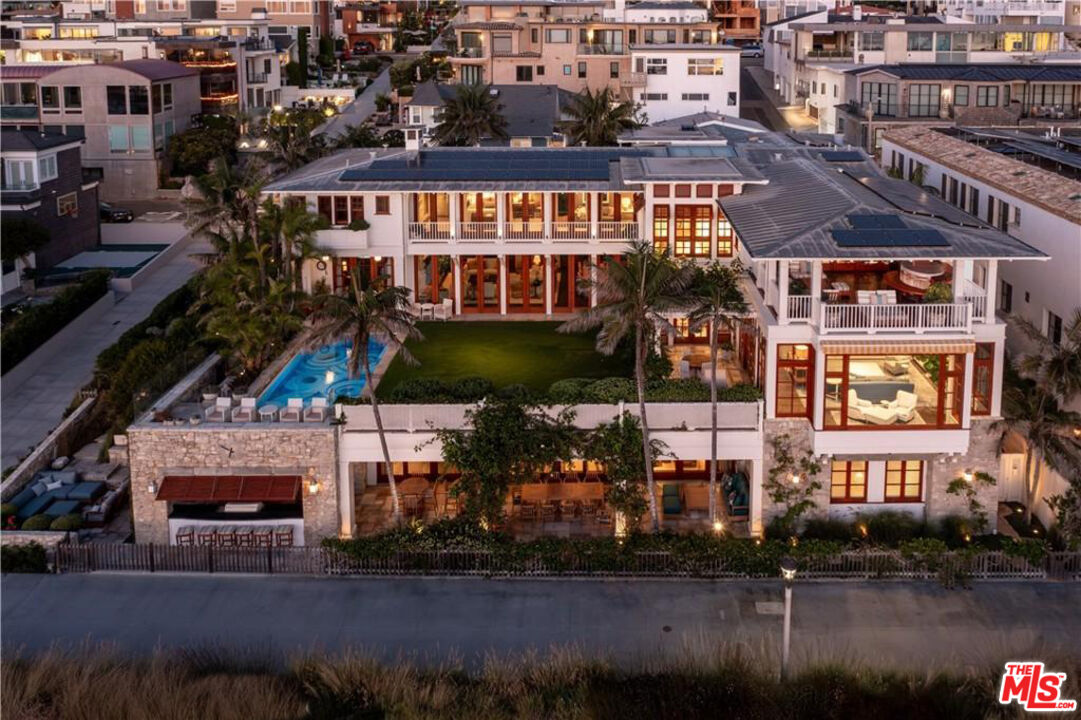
[1,15,285,114]
[0,59,201,200]
[1,129,100,293]
[336,0,398,52]
[711,0,758,44]
[122,126,1045,545]
[764,4,1075,108]
[448,0,741,122]
[808,63,1081,150]
[937,0,1069,25]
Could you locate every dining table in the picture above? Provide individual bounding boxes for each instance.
[398,476,431,496]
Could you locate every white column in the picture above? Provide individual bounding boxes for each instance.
[811,260,823,329]
[590,254,598,307]
[778,261,790,324]
[764,339,777,420]
[991,337,1005,417]
[543,193,552,242]
[452,255,462,315]
[952,259,969,302]
[985,259,998,320]
[813,340,826,430]
[749,459,764,538]
[709,205,718,261]
[499,255,508,315]
[544,255,553,315]
[336,432,355,539]
[590,193,599,241]
[449,192,459,240]
[962,348,974,430]
[496,192,505,239]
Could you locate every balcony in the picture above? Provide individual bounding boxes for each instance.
[551,221,592,241]
[820,302,971,335]
[453,46,485,59]
[409,222,452,240]
[504,221,544,240]
[577,43,625,55]
[597,221,639,242]
[458,221,499,240]
[802,49,852,61]
[246,72,269,84]
[625,72,647,87]
[787,295,814,323]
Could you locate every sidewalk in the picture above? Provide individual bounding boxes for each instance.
[315,67,391,141]
[1,228,209,469]
[745,64,819,132]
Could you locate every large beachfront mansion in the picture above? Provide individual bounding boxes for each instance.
[124,119,1044,547]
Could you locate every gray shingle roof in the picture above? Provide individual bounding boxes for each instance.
[848,64,1081,82]
[0,129,81,152]
[720,142,1047,261]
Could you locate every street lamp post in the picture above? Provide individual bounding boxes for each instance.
[780,556,797,680]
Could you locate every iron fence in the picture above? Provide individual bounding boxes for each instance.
[53,545,1081,582]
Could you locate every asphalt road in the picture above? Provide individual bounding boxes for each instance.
[4,574,1079,670]
[739,58,788,132]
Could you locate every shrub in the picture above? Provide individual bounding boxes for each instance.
[801,517,857,542]
[347,218,370,231]
[0,502,17,518]
[1,269,112,373]
[0,542,48,572]
[935,514,973,546]
[387,377,452,403]
[20,514,53,531]
[449,376,494,401]
[645,378,710,402]
[49,513,83,531]
[94,280,199,377]
[397,83,415,97]
[582,377,636,403]
[717,384,764,402]
[496,383,532,401]
[165,124,238,177]
[862,510,924,545]
[547,378,594,404]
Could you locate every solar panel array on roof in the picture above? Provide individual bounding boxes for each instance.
[832,229,949,247]
[843,170,983,226]
[666,145,735,157]
[340,149,643,182]
[847,214,907,229]
[820,151,864,162]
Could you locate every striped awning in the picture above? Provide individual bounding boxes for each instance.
[821,341,976,355]
[156,475,301,503]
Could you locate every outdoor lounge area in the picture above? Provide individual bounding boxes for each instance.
[354,461,753,538]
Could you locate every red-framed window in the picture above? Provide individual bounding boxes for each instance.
[674,184,692,198]
[830,460,867,503]
[717,212,733,257]
[776,344,814,418]
[695,183,712,198]
[653,184,670,198]
[674,205,711,257]
[652,205,670,254]
[972,342,993,416]
[885,460,923,502]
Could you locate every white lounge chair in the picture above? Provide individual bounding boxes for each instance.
[857,290,874,305]
[679,360,691,379]
[205,397,231,423]
[408,302,424,318]
[304,397,328,422]
[433,297,453,320]
[231,397,257,423]
[889,390,918,423]
[280,398,304,423]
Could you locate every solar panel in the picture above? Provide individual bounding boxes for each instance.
[820,150,863,162]
[832,229,950,247]
[847,214,907,229]
[843,170,984,227]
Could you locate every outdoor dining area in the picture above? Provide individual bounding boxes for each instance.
[819,260,953,303]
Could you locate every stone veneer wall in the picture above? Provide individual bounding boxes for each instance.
[762,418,1003,532]
[128,425,339,546]
[761,419,830,528]
[924,417,1001,527]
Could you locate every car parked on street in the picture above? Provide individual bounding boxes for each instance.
[99,202,135,223]
[741,44,763,58]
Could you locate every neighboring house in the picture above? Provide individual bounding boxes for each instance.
[1,59,201,201]
[619,110,768,145]
[121,129,1044,546]
[448,0,730,102]
[629,44,740,122]
[336,1,399,52]
[764,4,1075,110]
[710,0,759,44]
[824,64,1081,149]
[880,125,1081,363]
[402,81,575,147]
[1,16,286,114]
[1,129,100,293]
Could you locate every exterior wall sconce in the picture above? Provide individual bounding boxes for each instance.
[962,469,974,483]
[147,480,157,495]
[789,472,802,485]
[308,478,320,495]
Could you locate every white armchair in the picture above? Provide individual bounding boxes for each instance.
[433,298,453,321]
[889,390,918,423]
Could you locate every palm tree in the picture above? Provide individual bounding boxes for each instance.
[561,87,640,147]
[431,84,509,146]
[186,158,268,260]
[1012,309,1081,405]
[259,197,323,293]
[309,274,424,525]
[994,364,1081,526]
[559,240,694,531]
[688,261,748,527]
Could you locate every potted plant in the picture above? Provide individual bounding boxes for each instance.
[923,282,953,304]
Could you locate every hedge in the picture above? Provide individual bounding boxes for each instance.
[0,542,48,572]
[380,375,763,405]
[1,269,112,373]
[93,279,199,377]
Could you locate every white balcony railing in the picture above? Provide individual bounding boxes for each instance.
[458,221,499,240]
[597,221,639,241]
[408,221,452,240]
[504,221,545,240]
[820,302,972,334]
[786,295,813,323]
[551,221,592,241]
[341,401,763,432]
[958,279,988,321]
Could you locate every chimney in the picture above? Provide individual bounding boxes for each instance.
[853,4,863,21]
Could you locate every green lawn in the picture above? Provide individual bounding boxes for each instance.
[376,322,632,398]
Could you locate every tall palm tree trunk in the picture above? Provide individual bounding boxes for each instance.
[708,319,719,525]
[364,352,402,525]
[1024,448,1042,527]
[636,328,660,532]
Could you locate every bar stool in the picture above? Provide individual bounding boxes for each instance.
[196,526,217,546]
[253,526,273,547]
[217,525,238,547]
[175,526,195,546]
[235,526,254,547]
[273,525,294,547]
